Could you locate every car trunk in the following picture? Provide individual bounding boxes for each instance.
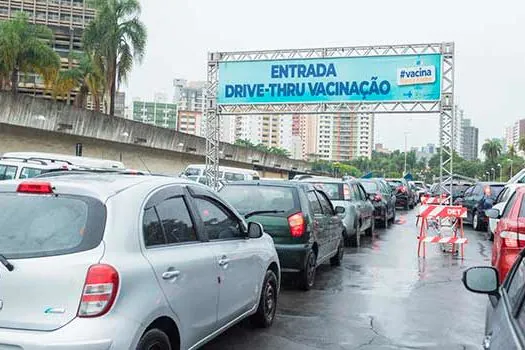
[247,214,294,243]
[0,246,104,331]
[0,190,107,331]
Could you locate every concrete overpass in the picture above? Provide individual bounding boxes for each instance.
[0,93,313,178]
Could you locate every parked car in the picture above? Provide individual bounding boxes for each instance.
[182,164,260,182]
[386,178,415,209]
[463,248,525,350]
[457,182,505,231]
[486,186,525,282]
[218,180,345,290]
[411,181,429,201]
[488,184,524,239]
[408,182,420,204]
[0,175,280,350]
[297,176,374,247]
[430,181,472,202]
[359,178,396,228]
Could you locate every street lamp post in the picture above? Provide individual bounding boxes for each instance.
[491,168,495,181]
[486,171,490,181]
[404,132,409,176]
[510,159,514,179]
[497,164,502,182]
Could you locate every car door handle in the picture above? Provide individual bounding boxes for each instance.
[162,270,181,280]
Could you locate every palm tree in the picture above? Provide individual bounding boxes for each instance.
[84,0,147,115]
[0,12,60,94]
[518,138,525,152]
[481,139,503,163]
[53,53,105,109]
[508,144,517,158]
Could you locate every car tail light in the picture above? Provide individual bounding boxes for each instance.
[374,194,382,201]
[288,212,305,238]
[343,184,351,200]
[78,264,119,318]
[17,182,53,194]
[504,237,518,248]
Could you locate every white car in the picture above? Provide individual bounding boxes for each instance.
[488,183,525,237]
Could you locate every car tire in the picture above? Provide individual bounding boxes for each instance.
[300,249,317,291]
[390,208,396,224]
[381,209,389,228]
[330,236,344,266]
[137,329,172,350]
[404,202,409,210]
[251,270,278,328]
[366,219,375,236]
[346,229,359,247]
[473,211,484,231]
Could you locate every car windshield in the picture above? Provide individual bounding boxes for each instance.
[311,182,342,200]
[387,180,402,187]
[0,194,105,259]
[361,181,378,193]
[219,185,298,215]
[224,172,245,181]
[184,168,201,176]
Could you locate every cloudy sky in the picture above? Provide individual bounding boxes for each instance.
[127,0,524,151]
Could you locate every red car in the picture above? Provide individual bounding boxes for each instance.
[490,187,525,282]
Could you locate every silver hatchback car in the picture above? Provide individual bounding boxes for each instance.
[0,174,280,350]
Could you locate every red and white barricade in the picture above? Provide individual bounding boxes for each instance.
[417,204,468,258]
[420,194,450,205]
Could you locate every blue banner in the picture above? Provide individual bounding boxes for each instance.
[218,54,442,104]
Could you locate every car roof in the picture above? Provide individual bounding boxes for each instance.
[477,181,506,186]
[221,180,313,189]
[0,174,197,202]
[300,177,344,184]
[0,159,61,169]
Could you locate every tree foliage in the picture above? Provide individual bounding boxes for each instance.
[481,139,503,163]
[234,139,291,158]
[0,12,60,94]
[84,0,146,115]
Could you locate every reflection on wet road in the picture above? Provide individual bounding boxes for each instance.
[202,209,491,349]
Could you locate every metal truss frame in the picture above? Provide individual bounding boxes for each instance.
[205,42,455,193]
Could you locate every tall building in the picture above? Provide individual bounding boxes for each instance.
[460,118,479,160]
[234,115,291,150]
[132,99,178,129]
[177,110,202,136]
[0,0,95,102]
[504,118,525,149]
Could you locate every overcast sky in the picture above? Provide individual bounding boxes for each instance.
[127,0,525,151]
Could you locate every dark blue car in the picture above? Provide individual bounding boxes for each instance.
[457,182,505,231]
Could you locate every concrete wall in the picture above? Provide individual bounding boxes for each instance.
[0,93,311,176]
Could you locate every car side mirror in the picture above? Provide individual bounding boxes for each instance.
[462,266,499,295]
[485,208,500,219]
[335,206,345,214]
[248,222,264,239]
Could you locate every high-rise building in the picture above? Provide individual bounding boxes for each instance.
[461,118,479,160]
[503,118,525,149]
[177,110,202,136]
[0,0,95,102]
[132,99,178,129]
[234,115,291,150]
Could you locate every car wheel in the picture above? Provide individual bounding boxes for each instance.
[251,270,278,328]
[136,329,172,350]
[473,211,481,231]
[300,249,317,291]
[330,236,344,266]
[382,209,389,228]
[390,207,396,224]
[366,219,375,236]
[404,202,409,210]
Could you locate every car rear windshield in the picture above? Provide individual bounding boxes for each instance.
[311,182,342,200]
[361,181,378,193]
[219,185,299,215]
[0,193,106,259]
[387,180,402,187]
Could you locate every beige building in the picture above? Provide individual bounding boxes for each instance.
[0,0,95,102]
[177,110,202,136]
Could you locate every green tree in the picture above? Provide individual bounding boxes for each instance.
[84,0,147,115]
[481,139,503,163]
[519,138,525,152]
[267,147,291,158]
[234,139,255,148]
[508,144,517,158]
[52,53,105,109]
[0,12,60,94]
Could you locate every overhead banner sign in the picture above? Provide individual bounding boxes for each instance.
[217,54,442,104]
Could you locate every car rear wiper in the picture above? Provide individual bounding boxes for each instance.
[244,210,285,219]
[0,254,14,272]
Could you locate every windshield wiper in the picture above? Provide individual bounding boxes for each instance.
[244,210,285,219]
[0,254,14,272]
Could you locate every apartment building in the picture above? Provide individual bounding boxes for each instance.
[461,118,479,161]
[0,0,95,101]
[177,110,202,136]
[132,99,178,130]
[504,118,525,149]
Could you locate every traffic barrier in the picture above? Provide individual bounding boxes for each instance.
[417,204,467,258]
[420,194,449,205]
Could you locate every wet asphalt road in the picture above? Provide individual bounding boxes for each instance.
[202,208,491,350]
